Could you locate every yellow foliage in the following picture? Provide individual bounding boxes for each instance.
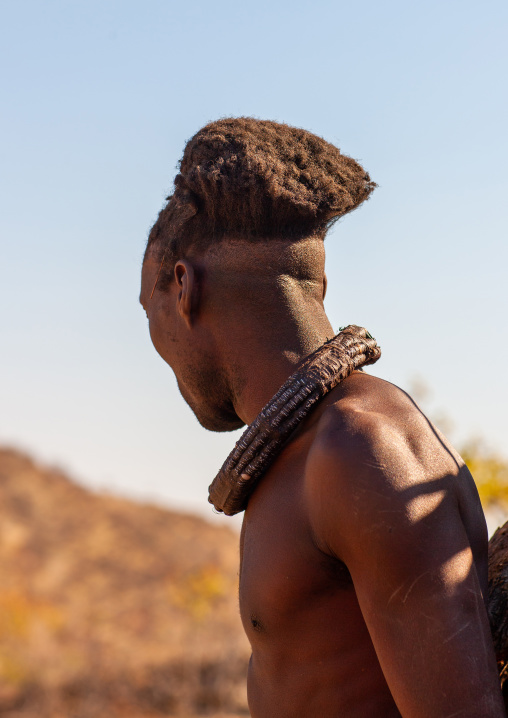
[0,592,31,639]
[0,653,28,685]
[0,590,63,640]
[168,566,226,620]
[461,441,508,508]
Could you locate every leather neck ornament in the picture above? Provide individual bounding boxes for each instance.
[208,325,381,516]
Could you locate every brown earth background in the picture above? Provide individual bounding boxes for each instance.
[0,448,250,718]
[2,438,507,718]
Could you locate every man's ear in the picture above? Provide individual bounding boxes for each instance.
[323,272,328,300]
[174,260,198,329]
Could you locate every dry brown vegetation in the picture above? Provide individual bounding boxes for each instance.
[0,448,250,717]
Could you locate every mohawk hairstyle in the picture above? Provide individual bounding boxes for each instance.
[147,117,376,282]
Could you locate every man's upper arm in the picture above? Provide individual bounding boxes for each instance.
[306,409,504,718]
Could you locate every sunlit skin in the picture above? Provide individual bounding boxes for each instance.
[140,241,505,718]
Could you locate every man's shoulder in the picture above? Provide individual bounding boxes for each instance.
[304,371,465,524]
[310,371,436,469]
[302,371,477,562]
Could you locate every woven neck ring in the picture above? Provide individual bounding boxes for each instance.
[208,325,381,516]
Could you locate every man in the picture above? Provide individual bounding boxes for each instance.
[140,118,505,717]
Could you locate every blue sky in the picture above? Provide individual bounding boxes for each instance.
[1,0,507,521]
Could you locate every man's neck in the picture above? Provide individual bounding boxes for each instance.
[215,302,335,426]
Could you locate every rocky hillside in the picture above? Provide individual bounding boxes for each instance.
[0,448,250,717]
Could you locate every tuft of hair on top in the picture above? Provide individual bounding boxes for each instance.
[147,117,376,276]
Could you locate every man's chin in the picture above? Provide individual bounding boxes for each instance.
[178,383,245,432]
[196,413,246,433]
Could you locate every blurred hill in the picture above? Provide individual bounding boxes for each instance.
[3,429,505,718]
[0,448,250,718]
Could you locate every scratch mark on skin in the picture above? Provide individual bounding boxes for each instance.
[389,571,432,605]
[361,459,388,470]
[461,588,490,665]
[388,584,404,604]
[443,620,471,644]
[401,571,431,603]
[420,612,440,624]
[442,709,467,717]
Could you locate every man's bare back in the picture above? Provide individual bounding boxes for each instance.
[240,372,497,717]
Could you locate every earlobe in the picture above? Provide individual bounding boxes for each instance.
[174,260,196,329]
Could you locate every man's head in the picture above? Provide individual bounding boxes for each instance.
[140,118,375,430]
[146,117,376,287]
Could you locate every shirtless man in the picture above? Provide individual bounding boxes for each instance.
[140,118,505,717]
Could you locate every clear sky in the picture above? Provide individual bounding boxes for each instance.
[1,0,507,523]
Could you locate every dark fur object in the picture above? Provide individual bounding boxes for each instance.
[147,118,376,285]
[208,325,381,516]
[489,523,508,704]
